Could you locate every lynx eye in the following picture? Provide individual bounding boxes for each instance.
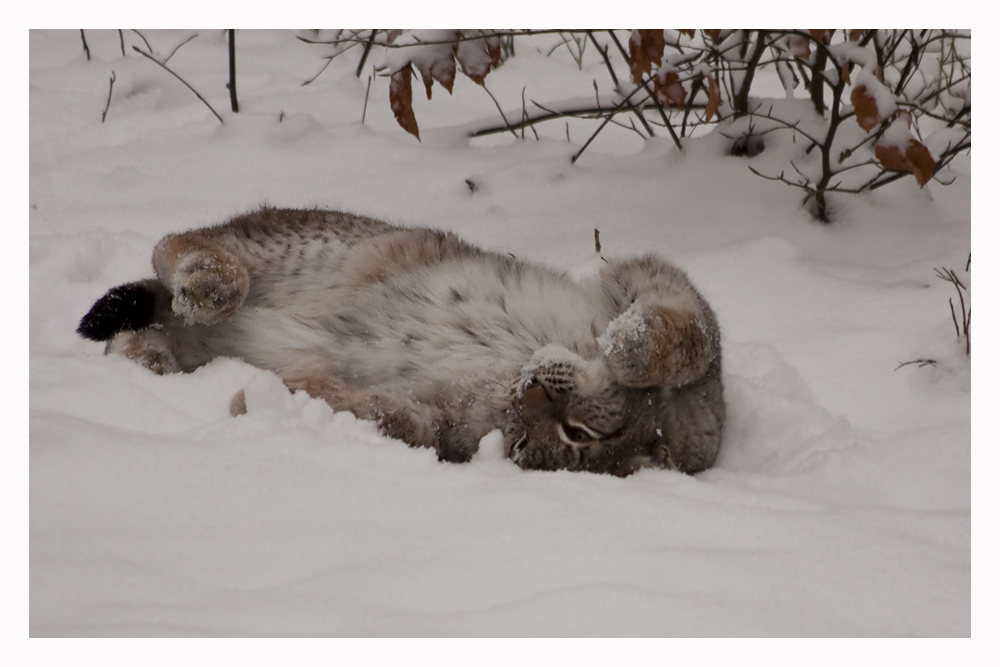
[558,419,602,445]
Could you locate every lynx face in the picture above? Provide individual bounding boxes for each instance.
[502,347,668,477]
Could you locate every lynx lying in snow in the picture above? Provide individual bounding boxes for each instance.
[78,208,724,476]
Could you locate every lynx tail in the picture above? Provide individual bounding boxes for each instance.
[77,282,159,342]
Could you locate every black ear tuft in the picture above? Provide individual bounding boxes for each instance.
[77,282,158,341]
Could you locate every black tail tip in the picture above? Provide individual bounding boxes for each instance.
[77,282,158,341]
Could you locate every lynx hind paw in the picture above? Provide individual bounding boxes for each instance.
[171,249,249,325]
[598,302,714,389]
[283,376,441,453]
[106,329,181,375]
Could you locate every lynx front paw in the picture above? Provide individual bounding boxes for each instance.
[170,249,249,325]
[598,302,714,389]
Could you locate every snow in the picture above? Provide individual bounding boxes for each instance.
[28,29,972,644]
[596,301,647,359]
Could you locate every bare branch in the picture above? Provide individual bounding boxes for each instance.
[164,33,198,64]
[101,72,116,123]
[131,45,225,125]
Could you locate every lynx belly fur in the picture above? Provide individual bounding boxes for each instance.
[78,208,724,476]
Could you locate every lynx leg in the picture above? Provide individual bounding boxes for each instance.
[282,376,441,453]
[652,360,725,473]
[152,235,249,325]
[597,256,720,389]
[599,302,716,389]
[106,329,181,375]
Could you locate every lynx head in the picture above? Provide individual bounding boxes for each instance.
[501,345,681,477]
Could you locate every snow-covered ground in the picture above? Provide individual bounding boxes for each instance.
[29,29,971,640]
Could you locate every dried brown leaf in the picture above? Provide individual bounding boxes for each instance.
[456,31,501,86]
[808,29,833,45]
[704,29,722,41]
[840,62,852,85]
[654,69,686,109]
[875,138,937,187]
[389,65,419,140]
[850,83,881,132]
[415,47,457,100]
[628,30,665,86]
[704,74,721,122]
[787,34,811,60]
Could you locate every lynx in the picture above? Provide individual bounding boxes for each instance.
[78,207,724,476]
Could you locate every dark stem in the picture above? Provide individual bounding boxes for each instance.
[681,77,704,138]
[356,29,378,78]
[606,31,682,150]
[808,39,828,115]
[894,32,923,97]
[164,33,197,63]
[228,30,239,113]
[587,31,654,138]
[298,29,569,48]
[587,31,618,88]
[80,30,91,61]
[811,73,851,222]
[131,45,225,125]
[479,85,519,139]
[948,298,960,339]
[362,74,372,124]
[733,31,769,115]
[130,30,153,54]
[101,71,116,123]
[118,30,125,57]
[895,359,937,370]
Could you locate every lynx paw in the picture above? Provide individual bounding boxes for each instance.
[517,345,586,396]
[106,329,181,375]
[170,249,249,325]
[598,302,714,388]
[284,376,440,452]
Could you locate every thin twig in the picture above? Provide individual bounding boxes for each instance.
[520,87,538,140]
[362,74,372,124]
[302,55,336,86]
[227,30,238,113]
[935,266,971,355]
[895,359,938,370]
[297,29,568,49]
[588,32,655,138]
[606,31,682,151]
[164,33,198,63]
[101,72,116,123]
[948,298,961,339]
[356,29,379,78]
[571,75,661,163]
[130,30,153,54]
[587,31,618,88]
[80,30,91,61]
[480,85,519,139]
[131,45,225,125]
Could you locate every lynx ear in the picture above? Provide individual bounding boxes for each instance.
[599,303,715,389]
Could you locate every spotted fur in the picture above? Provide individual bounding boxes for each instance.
[79,207,724,475]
